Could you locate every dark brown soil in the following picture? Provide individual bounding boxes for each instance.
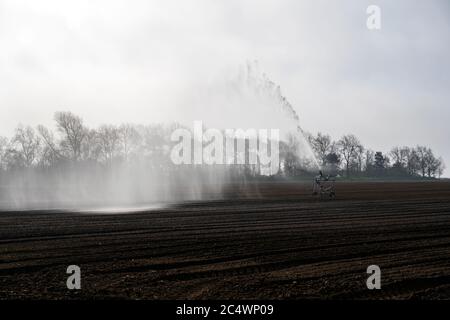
[1,180,450,300]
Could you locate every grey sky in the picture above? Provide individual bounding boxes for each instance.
[0,0,449,173]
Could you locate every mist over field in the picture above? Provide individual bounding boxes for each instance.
[0,63,322,210]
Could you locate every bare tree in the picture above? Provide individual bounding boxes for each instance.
[11,125,41,167]
[97,125,121,163]
[436,157,445,179]
[390,146,406,168]
[415,146,430,177]
[424,148,441,178]
[337,134,361,177]
[309,132,334,167]
[390,146,411,175]
[54,111,87,161]
[118,124,142,161]
[404,147,420,176]
[82,128,102,162]
[364,149,375,173]
[37,125,63,165]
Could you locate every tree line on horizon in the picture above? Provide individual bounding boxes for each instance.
[0,111,179,173]
[303,132,445,179]
[0,111,445,180]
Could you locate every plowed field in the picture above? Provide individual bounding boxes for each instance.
[1,181,450,299]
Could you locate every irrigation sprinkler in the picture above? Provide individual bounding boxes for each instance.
[312,170,336,199]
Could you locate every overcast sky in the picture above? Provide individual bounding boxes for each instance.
[1,0,449,173]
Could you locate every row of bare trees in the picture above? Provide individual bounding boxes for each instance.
[306,132,445,178]
[0,112,445,179]
[0,112,179,171]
